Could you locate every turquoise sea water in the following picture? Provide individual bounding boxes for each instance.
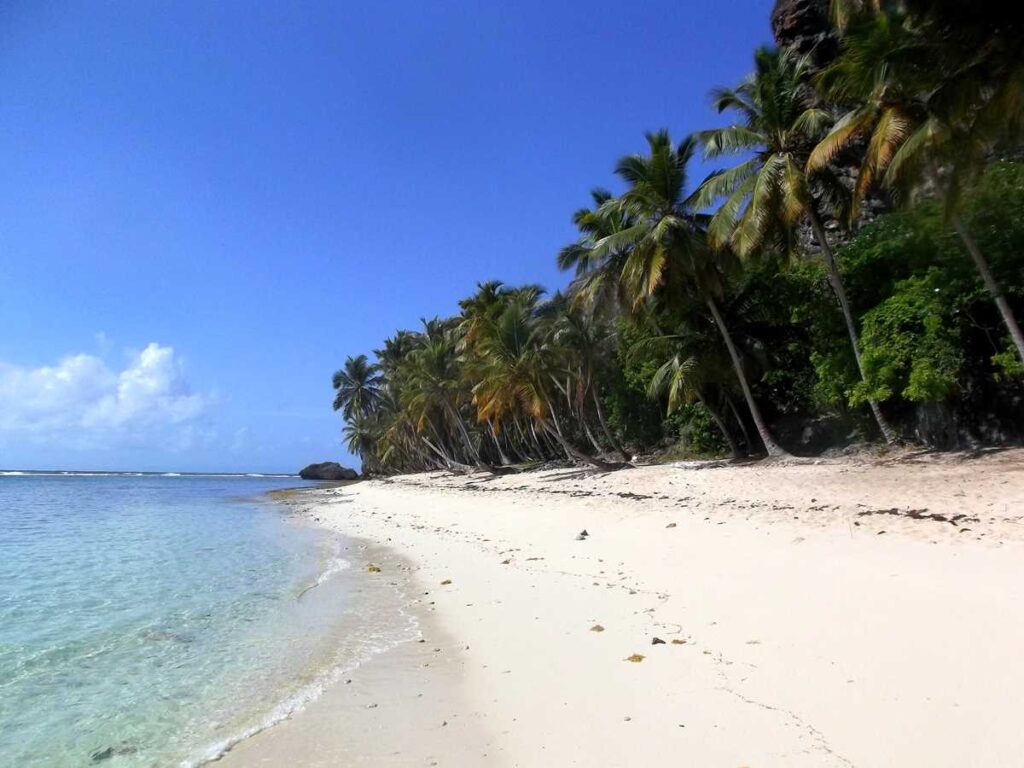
[0,474,407,767]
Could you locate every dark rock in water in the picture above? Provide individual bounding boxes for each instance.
[139,628,193,644]
[91,744,137,762]
[298,462,359,481]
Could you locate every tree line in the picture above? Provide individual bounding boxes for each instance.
[332,1,1024,474]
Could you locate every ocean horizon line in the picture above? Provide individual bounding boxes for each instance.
[0,469,300,477]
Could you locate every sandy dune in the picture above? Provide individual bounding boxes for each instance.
[224,449,1024,767]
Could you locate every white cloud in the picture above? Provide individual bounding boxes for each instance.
[0,343,213,448]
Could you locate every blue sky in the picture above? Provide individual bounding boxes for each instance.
[0,1,772,472]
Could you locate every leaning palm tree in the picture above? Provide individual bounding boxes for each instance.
[331,354,382,421]
[401,323,480,467]
[590,130,789,457]
[472,294,624,470]
[642,297,760,458]
[809,9,1024,364]
[549,298,628,459]
[693,46,898,443]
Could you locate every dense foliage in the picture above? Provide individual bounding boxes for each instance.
[332,2,1024,474]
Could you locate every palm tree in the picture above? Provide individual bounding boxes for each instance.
[402,322,480,466]
[809,9,1024,364]
[649,351,743,458]
[471,294,624,470]
[558,189,638,316]
[331,354,382,421]
[693,46,898,443]
[591,130,789,457]
[549,295,629,460]
[374,331,419,381]
[342,413,381,473]
[457,281,511,347]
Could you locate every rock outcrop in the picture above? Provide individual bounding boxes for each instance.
[298,462,359,481]
[771,0,834,62]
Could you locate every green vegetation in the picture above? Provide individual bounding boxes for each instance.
[332,2,1024,473]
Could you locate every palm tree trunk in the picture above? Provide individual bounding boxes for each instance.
[726,395,753,454]
[542,395,626,471]
[529,421,555,458]
[542,397,576,463]
[487,421,512,465]
[542,424,624,471]
[808,208,898,445]
[952,215,1024,364]
[591,389,629,461]
[705,296,789,458]
[422,435,454,467]
[555,375,604,452]
[426,420,462,468]
[582,416,605,455]
[446,404,481,464]
[505,418,529,461]
[511,416,530,456]
[696,392,740,459]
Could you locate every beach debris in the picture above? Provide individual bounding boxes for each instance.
[440,579,452,585]
[590,624,605,632]
[671,639,685,645]
[500,558,511,565]
[665,522,677,528]
[651,637,666,645]
[367,564,382,573]
[623,716,632,721]
[367,703,378,709]
[625,653,645,663]
[857,507,979,526]
[576,529,589,540]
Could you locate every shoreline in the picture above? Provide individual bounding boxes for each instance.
[225,450,1024,766]
[217,531,495,767]
[192,537,418,767]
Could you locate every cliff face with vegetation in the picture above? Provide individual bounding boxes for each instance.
[771,0,833,60]
[330,2,1024,474]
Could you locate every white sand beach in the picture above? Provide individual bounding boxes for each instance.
[223,449,1024,767]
